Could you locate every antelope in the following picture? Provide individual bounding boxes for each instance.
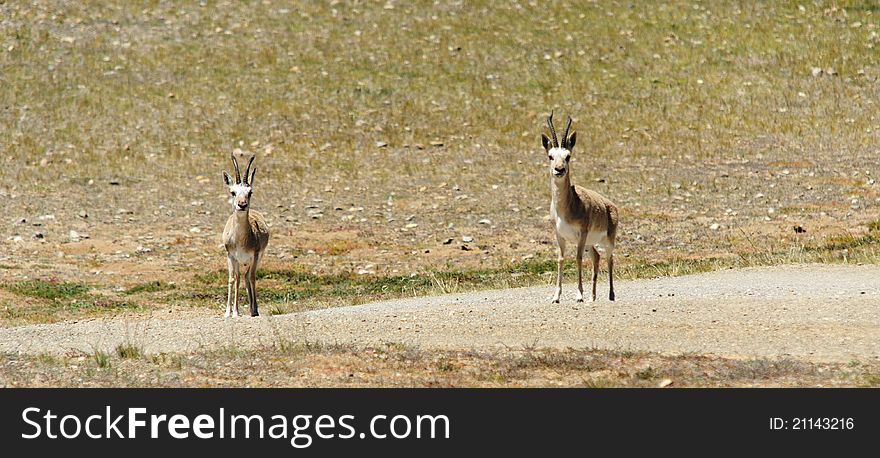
[221,151,270,317]
[541,112,619,303]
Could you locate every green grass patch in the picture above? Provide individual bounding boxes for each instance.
[6,280,91,300]
[116,342,143,359]
[93,350,111,369]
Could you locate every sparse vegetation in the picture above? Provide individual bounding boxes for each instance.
[2,0,880,326]
[1,345,876,388]
[92,349,111,369]
[115,342,143,359]
[123,281,176,295]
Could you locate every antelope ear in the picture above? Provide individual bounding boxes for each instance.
[541,134,551,151]
[567,132,577,150]
[223,171,232,186]
[249,168,256,186]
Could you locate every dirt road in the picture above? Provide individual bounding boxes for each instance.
[1,265,877,363]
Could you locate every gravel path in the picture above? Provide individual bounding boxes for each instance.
[1,264,878,362]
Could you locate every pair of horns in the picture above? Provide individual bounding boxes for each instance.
[231,154,255,185]
[546,111,573,149]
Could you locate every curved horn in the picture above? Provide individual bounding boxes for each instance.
[561,116,572,149]
[231,154,242,184]
[546,111,559,148]
[243,155,255,185]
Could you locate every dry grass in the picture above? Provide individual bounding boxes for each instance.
[1,0,880,326]
[1,344,877,388]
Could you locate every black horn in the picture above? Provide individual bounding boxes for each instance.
[231,154,242,184]
[243,155,255,185]
[561,116,572,149]
[546,111,559,148]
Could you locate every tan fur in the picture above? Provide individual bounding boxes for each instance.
[222,210,270,256]
[559,185,619,241]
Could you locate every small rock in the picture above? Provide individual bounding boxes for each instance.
[810,66,823,77]
[430,140,444,147]
[189,227,201,233]
[405,223,418,229]
[77,210,88,219]
[442,238,453,245]
[478,219,491,225]
[461,245,471,251]
[69,230,81,242]
[462,236,474,243]
[709,223,720,231]
[376,141,388,148]
[658,379,673,388]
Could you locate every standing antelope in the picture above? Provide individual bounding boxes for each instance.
[541,113,619,303]
[222,151,270,317]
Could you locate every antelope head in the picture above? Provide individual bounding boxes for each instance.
[222,153,256,213]
[541,111,577,179]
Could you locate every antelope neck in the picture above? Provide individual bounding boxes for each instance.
[551,173,573,208]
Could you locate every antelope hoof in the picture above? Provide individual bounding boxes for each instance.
[224,310,231,318]
[251,311,259,317]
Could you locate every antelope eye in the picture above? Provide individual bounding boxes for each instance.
[565,156,571,162]
[548,155,552,160]
[230,192,235,196]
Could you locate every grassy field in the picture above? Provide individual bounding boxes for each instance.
[2,0,880,326]
[1,0,880,391]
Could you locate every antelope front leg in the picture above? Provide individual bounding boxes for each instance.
[575,237,586,302]
[590,247,600,302]
[225,257,234,318]
[232,262,241,318]
[247,263,259,317]
[552,237,566,303]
